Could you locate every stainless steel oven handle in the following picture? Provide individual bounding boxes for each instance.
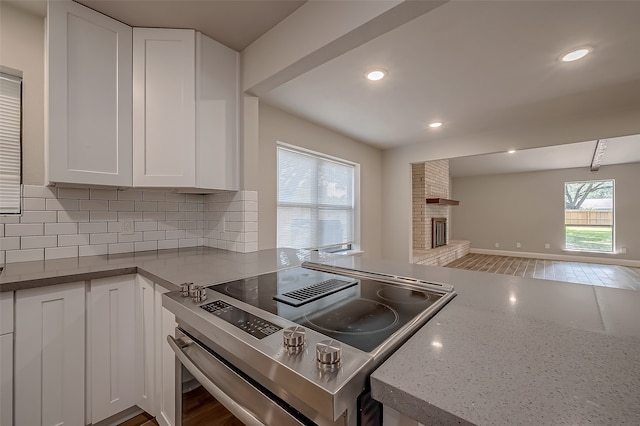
[168,335,267,426]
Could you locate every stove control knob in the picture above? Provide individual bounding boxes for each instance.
[179,283,193,297]
[191,285,207,303]
[316,340,341,365]
[283,326,306,348]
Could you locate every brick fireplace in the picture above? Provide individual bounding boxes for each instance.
[412,160,469,266]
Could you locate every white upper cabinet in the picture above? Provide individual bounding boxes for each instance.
[133,29,239,191]
[47,0,133,186]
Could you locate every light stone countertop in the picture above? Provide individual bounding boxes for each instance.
[320,256,640,425]
[2,249,639,424]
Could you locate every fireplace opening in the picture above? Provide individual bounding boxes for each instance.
[432,218,447,248]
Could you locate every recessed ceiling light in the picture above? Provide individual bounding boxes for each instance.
[560,47,591,62]
[428,122,443,128]
[508,149,516,154]
[365,70,386,81]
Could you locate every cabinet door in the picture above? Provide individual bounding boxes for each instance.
[133,28,196,187]
[47,0,132,186]
[135,275,156,415]
[0,333,12,426]
[0,291,12,335]
[195,33,239,191]
[155,285,177,426]
[15,282,86,426]
[90,275,137,423]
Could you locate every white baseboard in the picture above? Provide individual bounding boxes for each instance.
[470,248,640,268]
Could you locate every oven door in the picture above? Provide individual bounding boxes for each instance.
[168,328,308,426]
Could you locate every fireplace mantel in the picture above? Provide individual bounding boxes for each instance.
[426,198,460,205]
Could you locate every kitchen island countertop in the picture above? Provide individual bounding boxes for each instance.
[1,248,639,425]
[320,256,640,425]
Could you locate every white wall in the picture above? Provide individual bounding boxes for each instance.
[0,2,45,185]
[450,162,640,262]
[258,102,383,258]
[381,108,640,262]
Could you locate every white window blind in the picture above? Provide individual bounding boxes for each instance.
[0,72,22,214]
[277,145,355,250]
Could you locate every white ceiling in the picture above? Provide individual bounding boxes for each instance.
[449,134,640,178]
[10,0,306,52]
[260,1,640,150]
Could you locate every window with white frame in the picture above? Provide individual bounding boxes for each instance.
[0,70,22,214]
[277,144,357,251]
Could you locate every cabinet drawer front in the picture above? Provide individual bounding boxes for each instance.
[0,292,13,335]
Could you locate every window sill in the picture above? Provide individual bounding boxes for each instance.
[562,248,617,255]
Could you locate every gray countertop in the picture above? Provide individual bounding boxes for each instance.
[321,256,640,425]
[2,249,639,425]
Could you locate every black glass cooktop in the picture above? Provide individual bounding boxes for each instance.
[208,267,443,352]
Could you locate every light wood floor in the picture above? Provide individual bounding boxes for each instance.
[444,253,640,291]
[119,385,244,426]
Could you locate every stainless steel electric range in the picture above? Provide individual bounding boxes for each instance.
[164,261,456,426]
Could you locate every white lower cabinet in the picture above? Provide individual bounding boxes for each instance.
[15,282,86,426]
[90,275,137,423]
[0,333,13,426]
[13,275,177,425]
[137,275,177,426]
[0,291,13,426]
[155,284,177,426]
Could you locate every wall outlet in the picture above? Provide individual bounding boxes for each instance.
[544,243,550,249]
[516,242,521,248]
[494,242,500,248]
[121,219,133,235]
[620,247,627,254]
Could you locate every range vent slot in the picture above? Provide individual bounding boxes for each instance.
[274,278,357,307]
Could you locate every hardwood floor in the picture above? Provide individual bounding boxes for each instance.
[120,386,244,426]
[444,253,640,290]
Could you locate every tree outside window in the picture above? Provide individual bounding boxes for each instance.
[564,180,614,252]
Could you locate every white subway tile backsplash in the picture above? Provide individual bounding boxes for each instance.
[23,185,57,198]
[58,187,90,199]
[6,248,44,262]
[166,230,186,240]
[80,200,109,211]
[45,246,78,260]
[142,212,166,222]
[165,192,186,202]
[108,243,133,254]
[135,221,157,232]
[23,198,46,211]
[21,211,57,223]
[79,244,108,257]
[143,231,165,241]
[143,191,165,202]
[157,202,178,212]
[58,211,89,223]
[166,212,186,221]
[90,189,118,200]
[119,232,143,243]
[0,186,258,263]
[135,241,158,252]
[79,222,108,234]
[117,190,143,201]
[179,238,198,248]
[58,234,89,247]
[135,201,158,212]
[90,233,118,245]
[21,235,58,249]
[46,198,79,211]
[0,237,20,251]
[158,239,178,250]
[109,200,135,211]
[6,223,43,237]
[0,215,20,224]
[90,211,118,222]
